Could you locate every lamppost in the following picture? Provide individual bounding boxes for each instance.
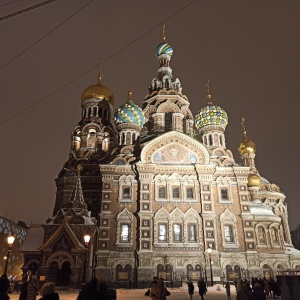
[206,247,213,286]
[2,235,15,277]
[82,234,91,283]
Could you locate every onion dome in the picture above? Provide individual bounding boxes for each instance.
[195,80,228,130]
[238,117,256,155]
[81,73,114,105]
[156,43,173,57]
[114,89,145,127]
[248,173,261,187]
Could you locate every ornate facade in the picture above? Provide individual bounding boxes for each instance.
[22,30,300,286]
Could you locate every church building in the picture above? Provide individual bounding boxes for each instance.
[21,30,300,287]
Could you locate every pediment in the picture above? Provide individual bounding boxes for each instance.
[141,131,210,164]
[38,222,85,252]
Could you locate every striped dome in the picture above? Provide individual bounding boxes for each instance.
[114,100,145,127]
[156,43,173,57]
[195,105,228,130]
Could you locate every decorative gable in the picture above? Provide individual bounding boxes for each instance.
[141,131,210,164]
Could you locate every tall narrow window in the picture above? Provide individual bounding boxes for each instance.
[121,224,129,242]
[221,188,228,200]
[271,228,278,243]
[188,224,196,242]
[122,187,130,199]
[186,188,194,199]
[258,227,266,244]
[159,224,167,241]
[159,187,166,198]
[173,224,182,241]
[173,187,180,198]
[224,225,234,242]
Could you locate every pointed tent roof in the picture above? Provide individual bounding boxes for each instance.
[66,165,87,210]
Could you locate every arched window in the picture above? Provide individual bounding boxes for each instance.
[186,187,194,199]
[159,224,167,242]
[188,224,196,242]
[172,187,180,198]
[121,224,130,242]
[270,228,278,243]
[224,225,234,242]
[173,224,182,242]
[221,188,228,200]
[116,208,133,250]
[258,227,266,244]
[159,187,166,198]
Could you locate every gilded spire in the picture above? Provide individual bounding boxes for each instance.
[128,76,133,101]
[97,59,103,84]
[162,24,167,43]
[205,79,213,105]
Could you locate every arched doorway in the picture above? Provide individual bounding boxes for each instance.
[116,264,132,287]
[187,264,203,281]
[47,261,71,286]
[57,261,71,286]
[262,264,271,279]
[157,264,173,281]
[48,261,58,283]
[226,265,241,281]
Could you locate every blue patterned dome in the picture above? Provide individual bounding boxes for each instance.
[195,105,228,130]
[156,43,173,57]
[114,100,145,127]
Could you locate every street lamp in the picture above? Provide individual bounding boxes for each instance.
[82,234,91,283]
[2,235,15,277]
[206,247,213,287]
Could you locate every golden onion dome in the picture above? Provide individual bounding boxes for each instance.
[247,173,261,187]
[238,117,256,155]
[238,131,256,155]
[81,74,114,104]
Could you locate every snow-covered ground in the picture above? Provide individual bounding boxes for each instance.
[9,285,237,300]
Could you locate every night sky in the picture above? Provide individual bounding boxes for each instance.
[1,1,299,229]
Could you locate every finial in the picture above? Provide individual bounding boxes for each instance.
[162,24,167,43]
[128,76,133,101]
[241,117,248,141]
[97,59,103,84]
[77,164,83,177]
[241,117,246,132]
[205,78,213,104]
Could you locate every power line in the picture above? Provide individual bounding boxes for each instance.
[0,0,56,21]
[0,0,198,127]
[0,0,94,71]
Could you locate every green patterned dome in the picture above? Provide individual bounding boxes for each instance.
[114,100,145,127]
[156,43,173,57]
[195,105,228,130]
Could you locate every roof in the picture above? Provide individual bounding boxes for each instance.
[249,202,276,216]
[20,226,44,252]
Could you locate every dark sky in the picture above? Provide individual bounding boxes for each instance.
[1,0,299,229]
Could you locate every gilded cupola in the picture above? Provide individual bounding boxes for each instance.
[238,117,256,155]
[81,72,114,105]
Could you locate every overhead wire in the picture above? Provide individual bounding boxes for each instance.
[0,0,94,71]
[0,0,56,21]
[0,0,198,127]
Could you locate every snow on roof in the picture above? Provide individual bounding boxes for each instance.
[20,226,44,252]
[250,202,275,216]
